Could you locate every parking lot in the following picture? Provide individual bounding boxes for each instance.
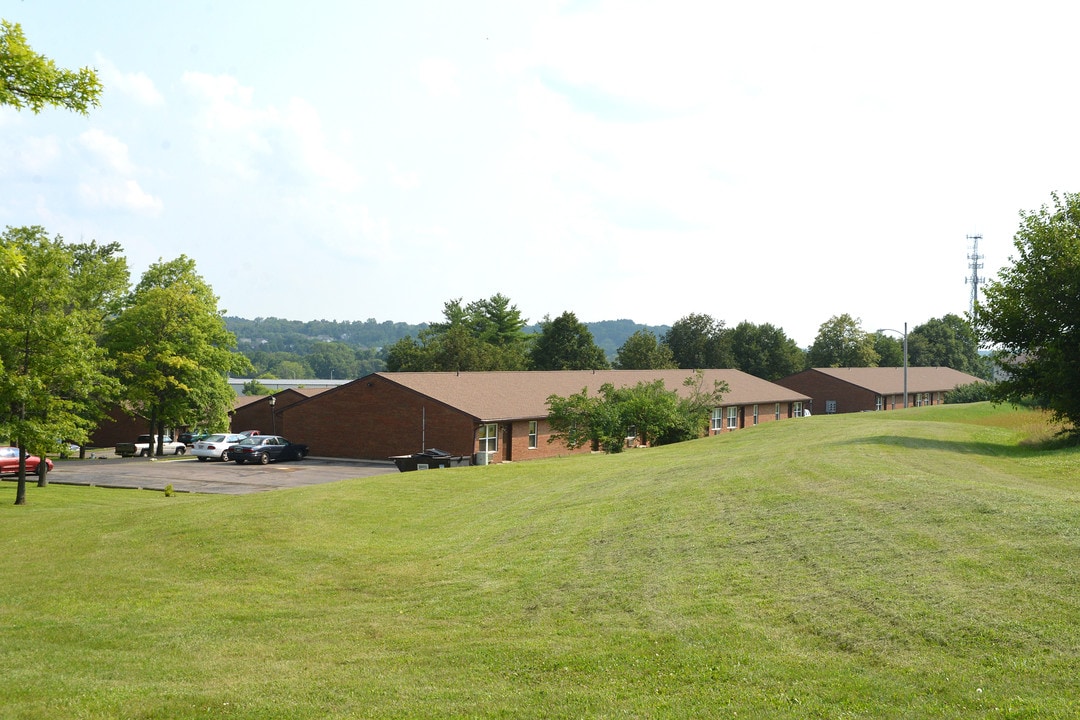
[29,453,399,495]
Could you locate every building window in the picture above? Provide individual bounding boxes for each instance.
[775,403,781,420]
[727,406,738,429]
[711,408,723,432]
[825,400,837,414]
[753,404,759,425]
[793,401,803,417]
[479,423,498,453]
[876,396,884,411]
[528,421,537,449]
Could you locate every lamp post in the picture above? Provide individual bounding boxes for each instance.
[877,322,908,408]
[268,395,277,434]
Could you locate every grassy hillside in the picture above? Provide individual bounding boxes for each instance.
[2,404,1078,718]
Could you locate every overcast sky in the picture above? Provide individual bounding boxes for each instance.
[3,1,1077,347]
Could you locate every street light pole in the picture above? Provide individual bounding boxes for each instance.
[877,323,908,408]
[269,395,277,434]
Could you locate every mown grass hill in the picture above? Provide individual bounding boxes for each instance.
[2,403,1078,718]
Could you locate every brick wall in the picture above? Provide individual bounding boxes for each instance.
[281,376,476,460]
[775,371,878,414]
[88,405,149,448]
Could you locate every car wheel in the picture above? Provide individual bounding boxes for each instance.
[176,446,186,455]
[197,456,207,462]
[259,452,270,465]
[140,448,150,457]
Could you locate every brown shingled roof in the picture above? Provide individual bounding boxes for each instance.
[806,367,984,394]
[373,369,811,422]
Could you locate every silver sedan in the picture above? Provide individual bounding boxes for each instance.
[192,433,247,461]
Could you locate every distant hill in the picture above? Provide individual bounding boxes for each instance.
[225,316,670,359]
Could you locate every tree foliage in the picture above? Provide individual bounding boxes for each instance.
[530,311,609,371]
[663,314,733,369]
[907,314,989,378]
[546,371,727,453]
[807,314,879,368]
[104,256,250,452]
[614,329,677,370]
[0,20,102,114]
[387,295,531,372]
[975,192,1080,432]
[729,321,805,380]
[0,227,126,504]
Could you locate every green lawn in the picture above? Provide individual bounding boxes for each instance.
[2,403,1078,719]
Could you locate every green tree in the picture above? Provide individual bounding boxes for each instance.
[975,192,1080,432]
[663,314,733,369]
[1,20,102,114]
[242,380,273,396]
[908,314,989,377]
[807,314,879,368]
[545,371,727,453]
[307,341,359,379]
[872,333,904,367]
[104,256,249,454]
[530,312,609,370]
[386,295,530,372]
[545,387,612,452]
[0,227,126,504]
[0,20,103,275]
[614,329,678,370]
[729,321,806,380]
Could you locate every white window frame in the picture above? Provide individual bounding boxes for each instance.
[711,408,723,432]
[876,396,884,411]
[775,403,781,420]
[478,423,498,453]
[752,404,759,425]
[793,401,803,417]
[727,406,738,430]
[528,421,538,449]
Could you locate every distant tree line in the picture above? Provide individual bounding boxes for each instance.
[234,293,992,382]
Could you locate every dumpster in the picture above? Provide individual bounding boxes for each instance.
[389,448,466,472]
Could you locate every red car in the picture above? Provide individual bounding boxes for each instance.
[0,446,54,475]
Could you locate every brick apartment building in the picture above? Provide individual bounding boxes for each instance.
[775,367,985,415]
[276,369,812,464]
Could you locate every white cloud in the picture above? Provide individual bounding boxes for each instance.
[95,55,165,107]
[78,177,163,215]
[415,57,460,98]
[79,128,134,174]
[14,135,62,174]
[388,162,420,190]
[181,71,359,191]
[282,97,360,192]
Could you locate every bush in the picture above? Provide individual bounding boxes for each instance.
[945,382,996,404]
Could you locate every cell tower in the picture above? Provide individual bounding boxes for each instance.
[965,233,984,320]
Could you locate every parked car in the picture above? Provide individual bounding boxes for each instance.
[179,431,210,446]
[225,435,308,465]
[192,433,247,461]
[0,447,54,475]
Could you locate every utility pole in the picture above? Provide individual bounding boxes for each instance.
[965,233,984,321]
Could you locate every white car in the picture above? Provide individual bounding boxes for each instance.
[192,433,247,461]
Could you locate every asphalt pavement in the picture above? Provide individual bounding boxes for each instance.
[18,452,399,495]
